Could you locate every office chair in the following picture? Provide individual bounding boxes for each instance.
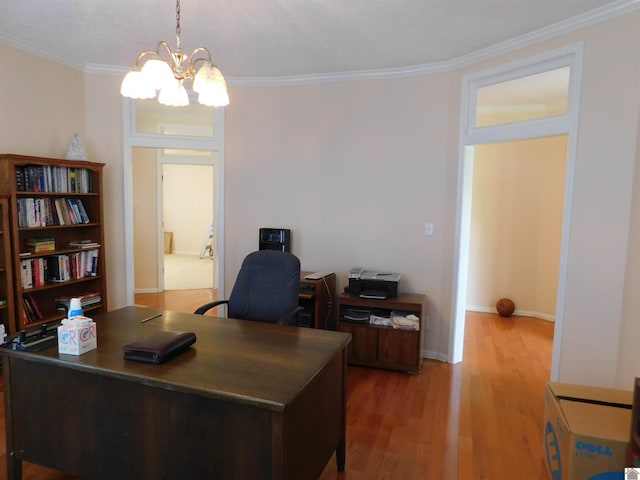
[194,250,302,325]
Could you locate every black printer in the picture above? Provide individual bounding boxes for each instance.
[348,268,401,299]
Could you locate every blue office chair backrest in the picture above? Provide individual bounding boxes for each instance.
[227,250,301,323]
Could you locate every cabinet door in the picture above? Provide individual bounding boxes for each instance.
[339,323,377,364]
[378,329,419,371]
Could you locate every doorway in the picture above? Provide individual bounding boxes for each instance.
[466,137,567,321]
[451,44,583,380]
[131,148,218,294]
[123,98,226,305]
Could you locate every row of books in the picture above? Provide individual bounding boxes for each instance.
[15,165,93,193]
[23,294,44,323]
[20,249,99,288]
[22,291,102,325]
[17,197,90,228]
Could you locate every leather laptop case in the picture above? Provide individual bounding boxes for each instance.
[123,331,196,364]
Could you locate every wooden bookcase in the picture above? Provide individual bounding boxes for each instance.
[0,195,15,338]
[0,154,108,331]
[337,293,426,373]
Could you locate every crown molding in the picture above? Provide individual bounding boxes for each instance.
[447,0,640,70]
[0,31,86,71]
[7,0,640,85]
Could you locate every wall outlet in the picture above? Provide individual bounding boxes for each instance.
[425,223,434,236]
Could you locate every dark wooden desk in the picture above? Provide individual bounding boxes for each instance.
[2,306,351,480]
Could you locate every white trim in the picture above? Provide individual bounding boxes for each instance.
[450,44,583,371]
[122,99,226,303]
[156,150,164,293]
[3,1,635,84]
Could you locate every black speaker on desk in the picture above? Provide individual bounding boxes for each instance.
[259,228,291,252]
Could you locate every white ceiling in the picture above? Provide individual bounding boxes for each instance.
[0,0,636,81]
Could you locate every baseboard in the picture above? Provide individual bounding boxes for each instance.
[467,306,555,322]
[422,349,448,362]
[134,288,160,294]
[171,250,201,256]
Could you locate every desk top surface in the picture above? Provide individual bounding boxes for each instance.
[3,306,351,412]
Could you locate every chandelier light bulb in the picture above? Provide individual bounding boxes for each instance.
[158,80,189,107]
[141,58,175,91]
[120,70,156,99]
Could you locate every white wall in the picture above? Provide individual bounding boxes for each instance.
[4,8,640,387]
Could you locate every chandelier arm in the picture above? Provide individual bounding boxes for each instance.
[187,47,213,77]
[156,41,175,60]
[135,49,162,68]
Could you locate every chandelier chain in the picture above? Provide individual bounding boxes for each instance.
[175,0,181,48]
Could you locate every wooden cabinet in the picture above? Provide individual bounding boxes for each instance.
[298,272,336,330]
[0,195,15,339]
[0,154,107,331]
[338,293,426,373]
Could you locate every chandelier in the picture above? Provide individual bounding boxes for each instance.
[120,0,229,107]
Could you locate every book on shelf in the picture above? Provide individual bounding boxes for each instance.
[68,240,99,248]
[55,291,102,311]
[26,237,56,253]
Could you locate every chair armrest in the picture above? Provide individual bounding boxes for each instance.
[194,300,229,315]
[276,306,305,326]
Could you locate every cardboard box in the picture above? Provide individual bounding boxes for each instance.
[57,320,97,355]
[543,382,632,480]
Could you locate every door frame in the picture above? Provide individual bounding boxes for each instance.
[122,100,226,305]
[450,43,584,381]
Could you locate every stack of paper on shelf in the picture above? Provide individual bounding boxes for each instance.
[391,310,420,330]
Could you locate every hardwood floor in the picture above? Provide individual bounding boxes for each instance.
[133,288,219,315]
[0,295,554,480]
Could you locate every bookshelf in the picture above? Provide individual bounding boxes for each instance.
[0,195,15,339]
[0,154,107,330]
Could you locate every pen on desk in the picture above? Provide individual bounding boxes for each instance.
[140,313,162,323]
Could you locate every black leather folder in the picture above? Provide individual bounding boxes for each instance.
[123,331,196,364]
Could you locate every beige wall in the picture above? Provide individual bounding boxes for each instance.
[162,164,214,255]
[0,45,86,158]
[467,136,566,320]
[224,76,452,357]
[4,8,640,387]
[132,148,158,292]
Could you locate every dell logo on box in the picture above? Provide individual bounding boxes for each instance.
[545,421,562,480]
[577,441,613,457]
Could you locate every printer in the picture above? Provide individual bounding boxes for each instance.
[348,268,401,299]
